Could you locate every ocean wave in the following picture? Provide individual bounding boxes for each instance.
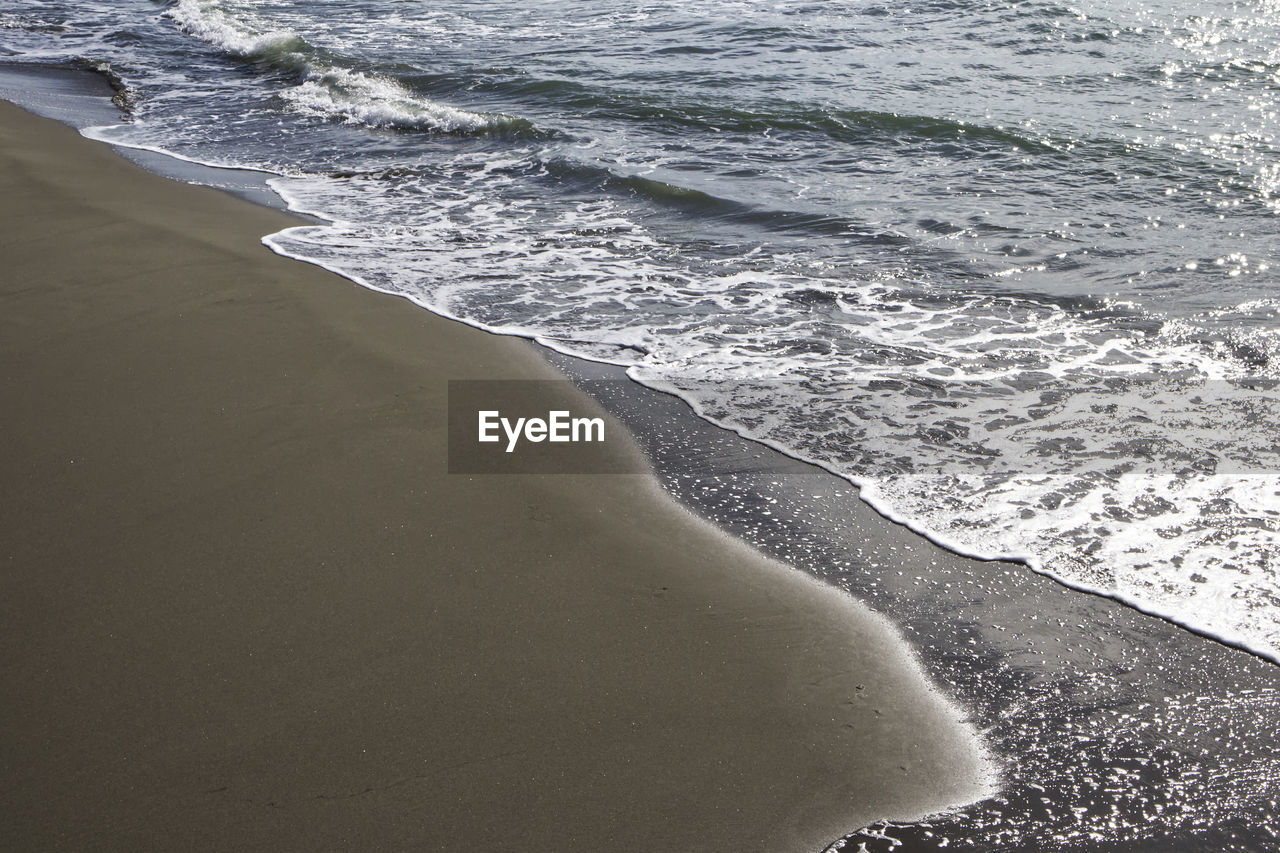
[464,69,1065,154]
[166,0,304,60]
[164,0,521,133]
[278,67,520,133]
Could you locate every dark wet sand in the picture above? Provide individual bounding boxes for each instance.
[0,101,990,852]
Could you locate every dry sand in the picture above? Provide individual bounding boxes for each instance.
[0,101,990,852]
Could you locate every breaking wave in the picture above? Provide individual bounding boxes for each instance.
[166,0,524,133]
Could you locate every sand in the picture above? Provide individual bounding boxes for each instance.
[0,100,990,852]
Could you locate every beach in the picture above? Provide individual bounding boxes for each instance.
[6,0,1280,846]
[0,100,991,852]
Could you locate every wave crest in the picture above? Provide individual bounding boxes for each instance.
[279,67,519,133]
[166,0,304,60]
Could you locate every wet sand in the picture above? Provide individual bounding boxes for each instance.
[0,101,990,852]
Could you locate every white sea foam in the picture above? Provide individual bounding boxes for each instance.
[167,0,302,59]
[279,68,495,132]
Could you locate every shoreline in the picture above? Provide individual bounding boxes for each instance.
[0,96,992,852]
[16,57,1272,668]
[17,57,1266,670]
